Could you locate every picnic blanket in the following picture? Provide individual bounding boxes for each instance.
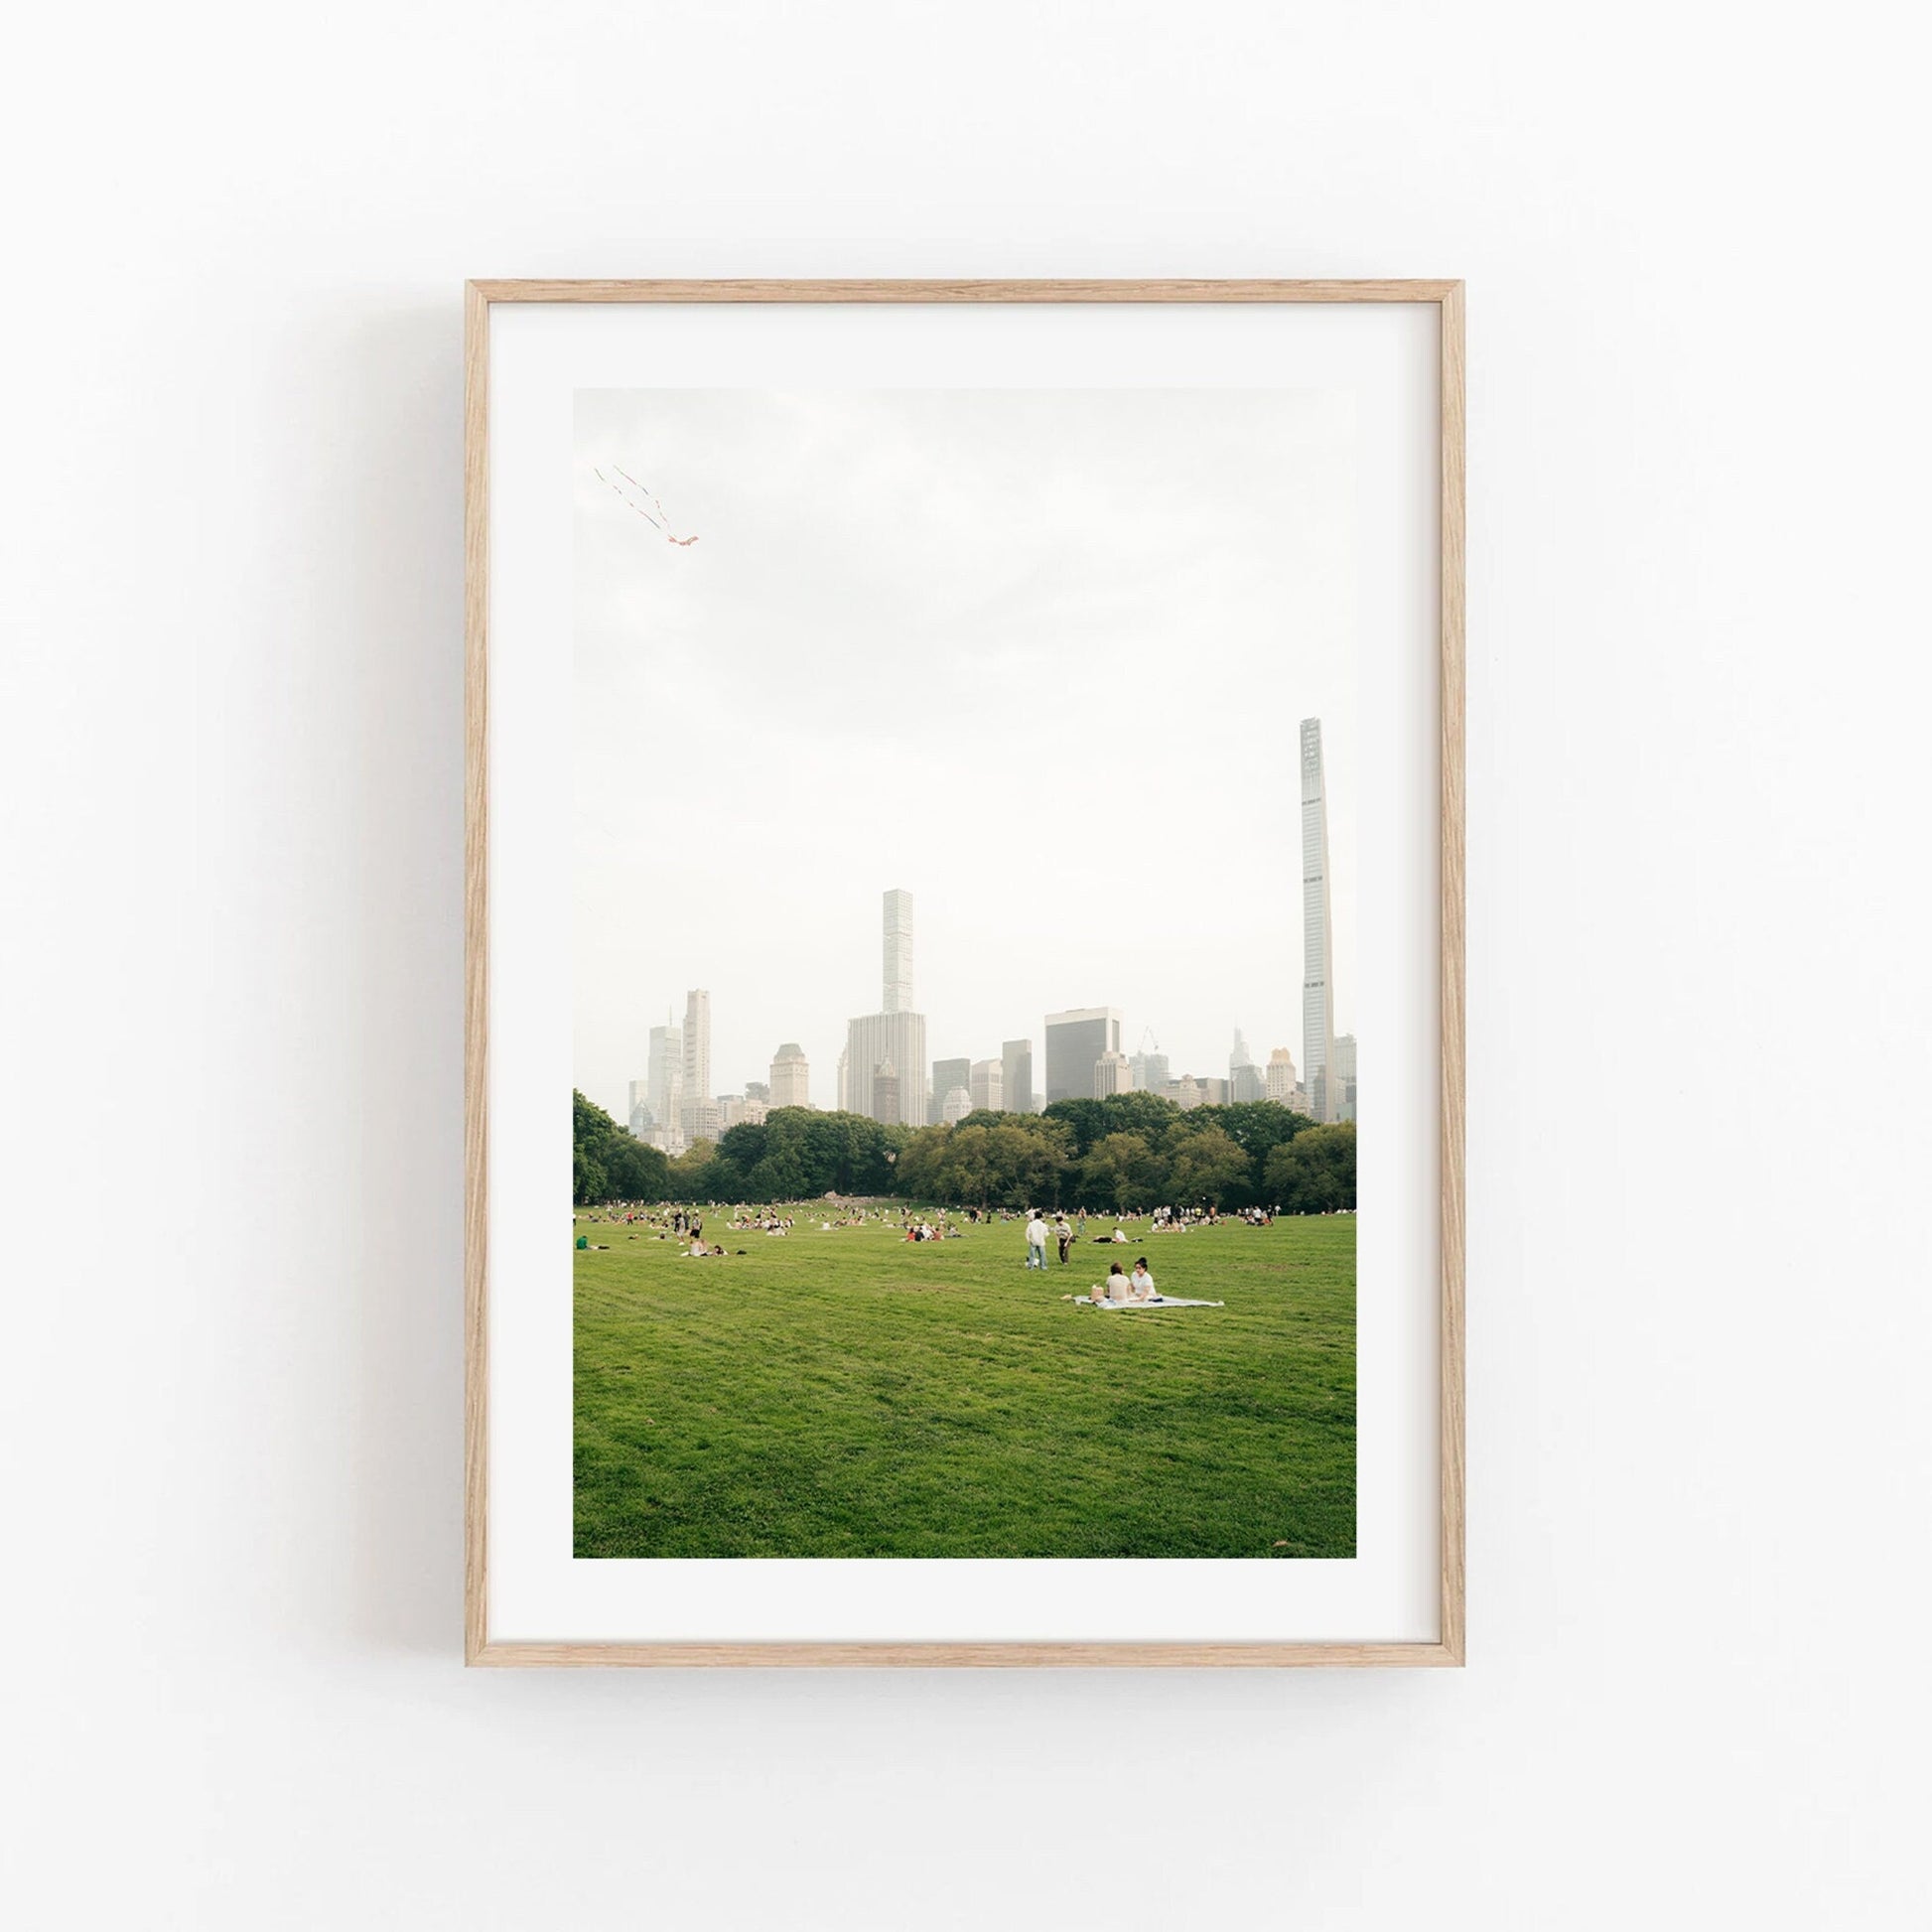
[1079,1296,1224,1311]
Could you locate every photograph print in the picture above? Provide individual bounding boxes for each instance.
[571,384,1360,1560]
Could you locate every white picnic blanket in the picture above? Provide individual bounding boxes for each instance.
[1081,1296,1223,1311]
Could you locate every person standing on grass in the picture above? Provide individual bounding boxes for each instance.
[1025,1210,1049,1270]
[1054,1215,1073,1264]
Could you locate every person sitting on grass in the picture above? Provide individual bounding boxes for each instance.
[1092,1261,1129,1306]
[1129,1259,1160,1303]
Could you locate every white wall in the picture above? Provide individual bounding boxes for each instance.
[4,3,1928,1925]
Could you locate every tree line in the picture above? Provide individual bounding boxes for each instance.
[574,1088,1355,1214]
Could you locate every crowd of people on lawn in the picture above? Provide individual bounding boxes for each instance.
[573,1194,1301,1281]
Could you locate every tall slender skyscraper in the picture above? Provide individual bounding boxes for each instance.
[682,989,711,1111]
[1301,718,1336,1123]
[883,889,914,1015]
[846,890,927,1126]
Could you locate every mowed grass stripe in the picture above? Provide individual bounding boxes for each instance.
[574,1212,1354,1558]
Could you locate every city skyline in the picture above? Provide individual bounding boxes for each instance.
[604,880,1348,1136]
[574,387,1358,1123]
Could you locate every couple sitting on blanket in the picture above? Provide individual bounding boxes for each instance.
[1091,1258,1161,1306]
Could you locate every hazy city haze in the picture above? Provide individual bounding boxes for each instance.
[574,387,1359,1120]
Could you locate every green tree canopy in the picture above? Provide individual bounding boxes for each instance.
[1263,1121,1357,1213]
[572,1090,671,1205]
[1165,1124,1253,1207]
[1079,1131,1164,1213]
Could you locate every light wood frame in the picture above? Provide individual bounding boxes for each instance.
[465,279,1465,1667]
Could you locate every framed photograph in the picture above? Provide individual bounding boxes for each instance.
[465,279,1464,1665]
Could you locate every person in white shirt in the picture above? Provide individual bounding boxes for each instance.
[1093,1262,1129,1305]
[1025,1213,1049,1270]
[1129,1260,1159,1302]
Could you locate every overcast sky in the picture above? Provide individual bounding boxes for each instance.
[573,386,1357,1119]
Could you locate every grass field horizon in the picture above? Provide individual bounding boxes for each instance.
[574,1207,1355,1559]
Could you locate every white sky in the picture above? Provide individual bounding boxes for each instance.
[573,387,1357,1118]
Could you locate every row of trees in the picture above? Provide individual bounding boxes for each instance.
[574,1089,1356,1214]
[896,1093,1353,1213]
[573,1089,670,1204]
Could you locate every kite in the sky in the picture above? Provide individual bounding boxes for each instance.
[594,464,699,546]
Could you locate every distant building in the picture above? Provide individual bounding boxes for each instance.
[847,1011,927,1126]
[930,1056,971,1125]
[683,989,711,1111]
[883,889,915,1016]
[1044,1007,1122,1106]
[836,1045,849,1114]
[1302,719,1337,1122]
[847,891,927,1126]
[745,1081,769,1104]
[970,1058,1004,1112]
[1002,1038,1035,1115]
[626,1078,653,1135]
[679,1096,721,1146]
[1333,1034,1357,1122]
[1229,1030,1264,1100]
[871,1059,902,1126]
[716,1095,767,1131]
[1130,1050,1170,1093]
[1163,1074,1226,1109]
[1094,1049,1132,1097]
[941,1085,974,1125]
[1265,1046,1300,1106]
[769,1042,810,1110]
[647,1023,684,1152]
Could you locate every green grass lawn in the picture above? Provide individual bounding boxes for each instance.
[574,1209,1355,1558]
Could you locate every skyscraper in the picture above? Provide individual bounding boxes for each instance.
[846,891,927,1127]
[682,989,711,1112]
[883,889,914,1015]
[969,1058,1004,1112]
[1333,1034,1357,1122]
[1002,1038,1035,1115]
[1229,1030,1265,1102]
[1094,1049,1132,1097]
[941,1084,974,1125]
[647,1023,683,1147]
[1265,1045,1301,1106]
[846,1009,926,1127]
[768,1042,810,1110]
[1043,1007,1122,1106]
[627,1078,653,1134]
[871,1059,901,1125]
[1130,1049,1170,1093]
[930,1056,971,1125]
[1301,718,1337,1123]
